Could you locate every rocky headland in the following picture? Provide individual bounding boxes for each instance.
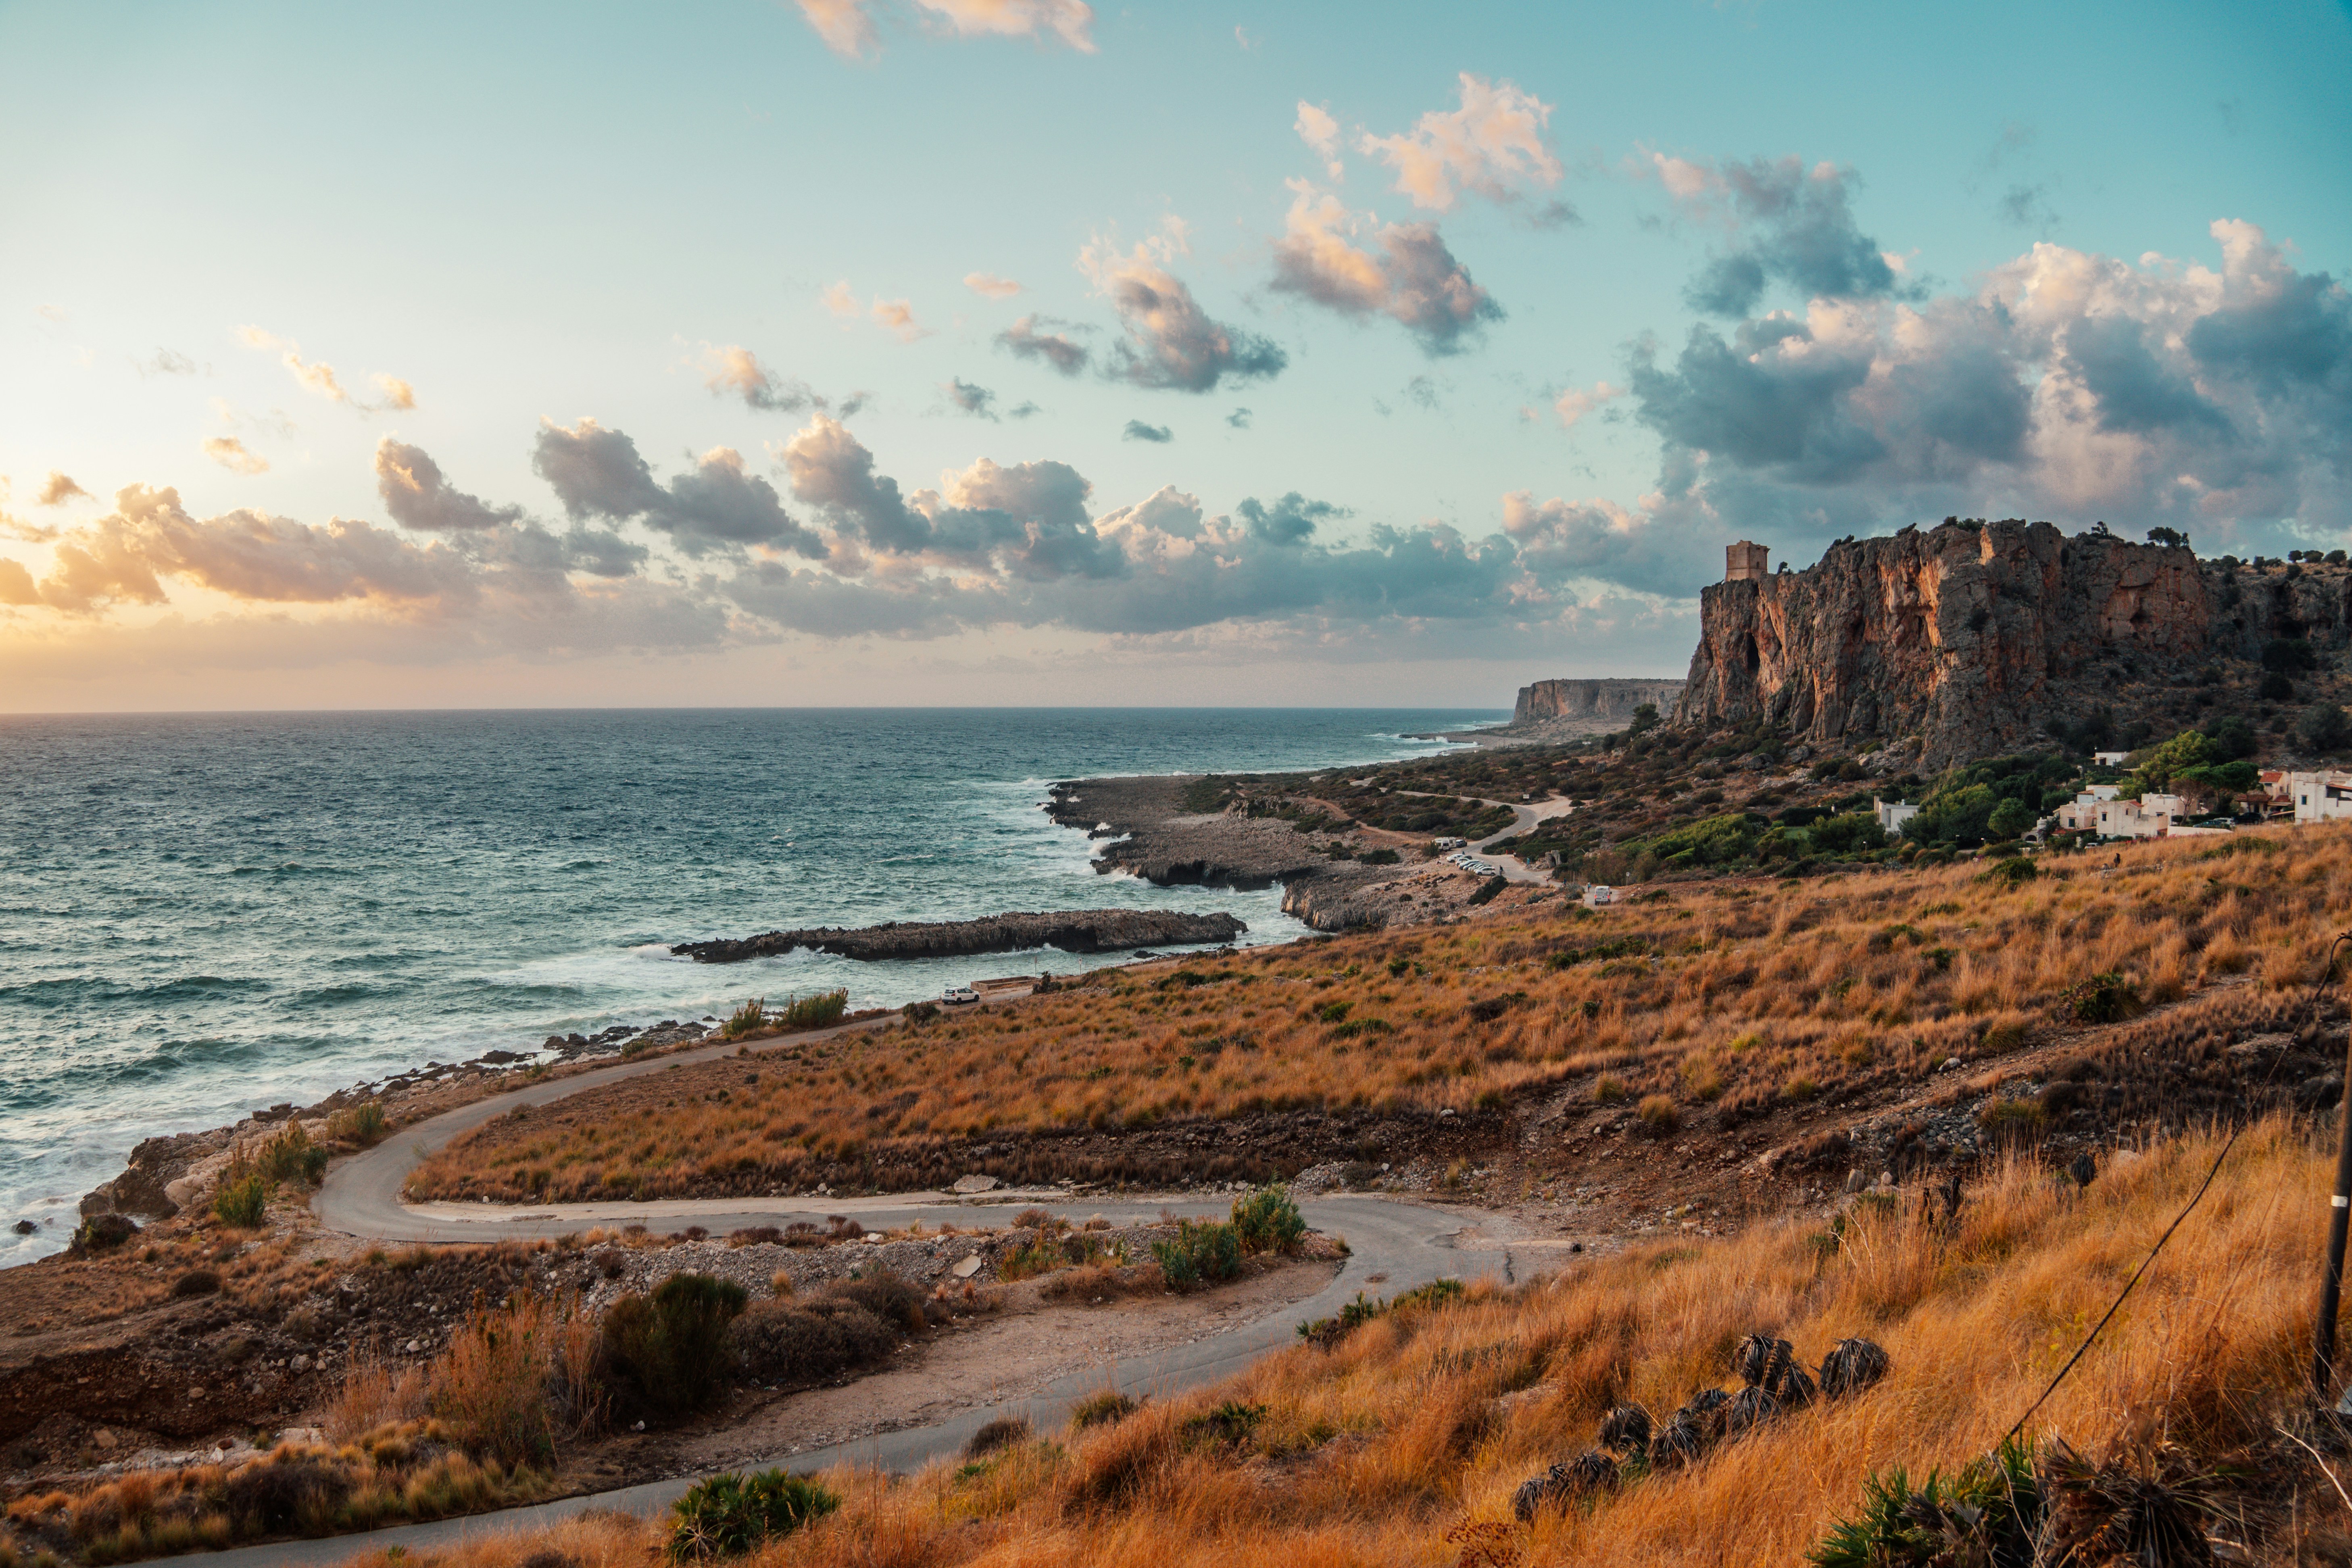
[672,909,1248,964]
[1683,519,2352,767]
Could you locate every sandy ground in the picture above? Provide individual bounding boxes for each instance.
[677,1255,1343,1470]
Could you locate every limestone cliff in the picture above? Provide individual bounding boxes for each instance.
[1512,678,1686,727]
[1681,520,2352,768]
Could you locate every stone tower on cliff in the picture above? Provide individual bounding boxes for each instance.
[1725,540,1769,582]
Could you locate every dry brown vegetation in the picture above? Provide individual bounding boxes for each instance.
[411,825,2352,1203]
[314,1114,2352,1566]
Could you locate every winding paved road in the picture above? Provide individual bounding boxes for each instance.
[218,1021,1519,1568]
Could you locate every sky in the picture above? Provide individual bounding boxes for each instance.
[2,0,2348,712]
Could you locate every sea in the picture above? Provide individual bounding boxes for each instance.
[0,707,1504,1264]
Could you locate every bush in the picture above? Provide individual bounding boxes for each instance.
[69,1214,137,1255]
[213,1170,268,1228]
[667,1470,837,1562]
[720,999,767,1041]
[170,1268,221,1298]
[965,1417,1031,1458]
[777,990,849,1029]
[1152,1220,1242,1291]
[601,1274,749,1419]
[2260,671,2295,701]
[1593,1072,1628,1104]
[1979,856,2038,886]
[2068,971,2141,1024]
[257,1122,329,1188]
[1230,1184,1306,1255]
[221,1459,350,1535]
[724,1298,894,1387]
[327,1103,390,1145]
[824,1267,925,1332]
[1635,1095,1680,1136]
[2298,703,2352,753]
[1069,1390,1138,1429]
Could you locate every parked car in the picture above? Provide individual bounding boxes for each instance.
[942,984,979,1005]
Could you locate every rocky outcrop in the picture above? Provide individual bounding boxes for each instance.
[1513,678,1686,727]
[674,909,1247,965]
[1681,520,2352,768]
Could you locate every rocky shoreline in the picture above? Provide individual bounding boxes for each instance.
[671,909,1247,964]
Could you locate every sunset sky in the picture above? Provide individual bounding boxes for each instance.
[3,0,2348,711]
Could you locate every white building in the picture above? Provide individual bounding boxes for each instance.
[2289,771,2352,824]
[2092,751,2131,767]
[2055,785,2123,832]
[1874,798,1919,836]
[2091,792,2186,840]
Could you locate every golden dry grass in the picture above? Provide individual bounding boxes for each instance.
[319,1115,2352,1568]
[411,824,2352,1204]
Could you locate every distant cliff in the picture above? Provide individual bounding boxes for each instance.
[1513,678,1686,727]
[1681,520,2352,767]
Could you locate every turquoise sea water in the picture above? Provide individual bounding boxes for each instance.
[0,708,1503,1262]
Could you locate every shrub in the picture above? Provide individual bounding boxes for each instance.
[69,1214,137,1256]
[666,1470,837,1562]
[1152,1220,1242,1291]
[221,1459,350,1535]
[170,1268,221,1298]
[824,1268,925,1332]
[2298,703,2352,753]
[2259,670,2295,701]
[601,1274,749,1419]
[724,1298,894,1387]
[777,990,849,1029]
[2068,971,2141,1024]
[1467,875,1508,907]
[1229,1184,1306,1255]
[1635,1095,1680,1136]
[327,1103,390,1146]
[1979,856,2038,886]
[213,1170,268,1229]
[257,1122,329,1187]
[964,1417,1031,1458]
[720,999,767,1041]
[1593,1072,1629,1104]
[1069,1391,1138,1429]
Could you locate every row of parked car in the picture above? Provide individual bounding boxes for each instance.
[1444,849,1500,876]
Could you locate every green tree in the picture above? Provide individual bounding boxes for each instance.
[2298,703,2352,754]
[2145,526,2190,549]
[2201,713,2257,761]
[1987,798,2037,840]
[1627,702,1661,737]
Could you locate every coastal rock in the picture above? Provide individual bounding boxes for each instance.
[1513,678,1686,728]
[1680,520,2346,768]
[673,909,1247,965]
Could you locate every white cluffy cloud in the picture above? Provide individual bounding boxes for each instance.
[237,327,416,413]
[1359,73,1562,213]
[1268,183,1502,354]
[1295,101,1343,179]
[795,0,1094,58]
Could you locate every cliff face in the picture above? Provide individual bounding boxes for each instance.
[1681,521,2352,768]
[1514,678,1687,726]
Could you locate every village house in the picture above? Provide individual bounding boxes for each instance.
[2089,792,2189,840]
[2055,785,2122,832]
[2289,770,2352,824]
[1873,797,1919,836]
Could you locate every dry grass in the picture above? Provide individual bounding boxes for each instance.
[409,824,2352,1204]
[314,1115,2352,1567]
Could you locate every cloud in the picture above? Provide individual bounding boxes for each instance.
[997,314,1092,375]
[871,297,929,342]
[0,558,36,606]
[375,438,525,532]
[1500,491,1693,598]
[796,0,878,57]
[1226,407,1252,429]
[913,0,1094,51]
[822,282,860,319]
[1235,491,1343,545]
[1008,400,1040,419]
[136,348,196,378]
[240,325,349,403]
[1268,184,1502,354]
[1553,381,1624,430]
[1640,154,1917,318]
[373,374,416,411]
[1122,419,1172,442]
[795,0,1093,56]
[1359,74,1562,213]
[707,346,830,413]
[534,417,829,559]
[946,377,999,419]
[36,473,90,507]
[964,272,1023,298]
[1081,236,1287,393]
[1606,219,2352,566]
[780,414,1119,579]
[1295,101,1343,179]
[203,436,271,475]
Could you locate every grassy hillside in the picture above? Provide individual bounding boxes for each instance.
[366,1116,2350,1566]
[409,824,2350,1205]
